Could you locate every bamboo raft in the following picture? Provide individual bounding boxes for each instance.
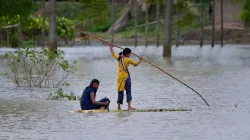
[70,108,192,113]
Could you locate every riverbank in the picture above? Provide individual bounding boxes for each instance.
[1,27,250,48]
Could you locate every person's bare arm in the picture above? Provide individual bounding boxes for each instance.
[107,42,114,53]
[107,42,120,60]
[137,57,143,65]
[130,57,143,66]
[90,92,108,106]
[80,96,82,108]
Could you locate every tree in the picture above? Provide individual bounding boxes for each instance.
[107,0,135,33]
[146,0,163,47]
[78,0,109,29]
[0,0,35,28]
[0,0,35,47]
[211,0,215,47]
[240,0,250,30]
[41,0,46,46]
[145,3,149,47]
[107,0,149,33]
[163,0,173,57]
[0,0,35,18]
[197,0,210,47]
[220,0,223,47]
[48,0,57,52]
[156,4,160,47]
[173,0,196,47]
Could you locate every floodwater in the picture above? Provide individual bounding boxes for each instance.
[0,45,250,140]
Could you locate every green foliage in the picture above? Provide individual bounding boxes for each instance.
[196,0,211,9]
[56,1,81,19]
[88,20,112,32]
[146,0,164,5]
[11,33,19,48]
[173,0,197,28]
[2,45,78,88]
[145,0,197,29]
[0,0,36,17]
[0,15,20,26]
[57,17,75,39]
[240,0,250,28]
[22,15,74,39]
[22,15,49,35]
[0,40,8,47]
[77,0,109,26]
[235,0,244,3]
[47,88,80,100]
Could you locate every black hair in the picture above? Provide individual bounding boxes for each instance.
[118,48,132,61]
[82,79,100,93]
[90,79,99,85]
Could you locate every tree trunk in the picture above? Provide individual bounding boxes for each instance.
[48,0,57,52]
[199,2,204,48]
[134,6,138,47]
[145,4,148,47]
[7,30,10,46]
[0,30,2,46]
[42,0,46,47]
[18,18,23,45]
[107,0,135,33]
[220,0,223,47]
[156,5,160,47]
[163,0,173,57]
[211,0,215,47]
[107,0,148,33]
[175,13,180,47]
[111,0,115,43]
[175,26,180,47]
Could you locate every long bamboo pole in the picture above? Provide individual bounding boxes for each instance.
[64,25,210,107]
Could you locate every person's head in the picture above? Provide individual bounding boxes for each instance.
[90,79,100,89]
[119,48,132,57]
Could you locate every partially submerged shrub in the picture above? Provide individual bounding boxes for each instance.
[2,46,77,88]
[47,88,80,100]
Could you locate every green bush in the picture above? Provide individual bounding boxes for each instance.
[2,45,78,88]
[47,88,80,100]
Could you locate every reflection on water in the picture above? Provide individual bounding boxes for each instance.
[0,45,250,140]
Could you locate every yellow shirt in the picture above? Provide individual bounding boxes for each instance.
[112,52,138,92]
[112,52,138,73]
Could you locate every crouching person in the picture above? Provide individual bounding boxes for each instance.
[80,79,110,110]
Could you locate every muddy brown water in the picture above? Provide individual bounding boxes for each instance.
[0,45,250,140]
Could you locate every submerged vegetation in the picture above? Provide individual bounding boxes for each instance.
[2,44,77,88]
[47,87,80,100]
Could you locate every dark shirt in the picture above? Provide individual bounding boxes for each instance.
[80,86,96,110]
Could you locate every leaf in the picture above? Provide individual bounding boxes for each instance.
[4,53,9,59]
[66,82,70,87]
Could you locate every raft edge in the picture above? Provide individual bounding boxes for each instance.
[69,108,192,113]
